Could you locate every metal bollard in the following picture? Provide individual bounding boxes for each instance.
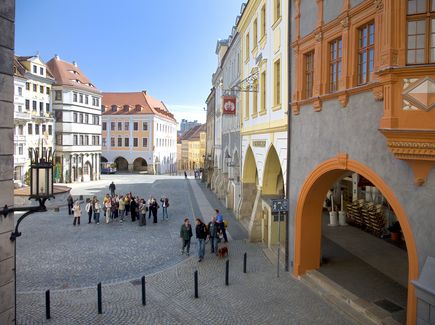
[141,276,146,306]
[243,252,247,274]
[45,290,51,320]
[194,270,198,298]
[225,260,229,286]
[97,282,102,314]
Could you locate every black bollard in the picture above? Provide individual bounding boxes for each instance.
[194,270,198,298]
[225,260,229,286]
[141,276,146,306]
[45,290,51,320]
[243,252,247,273]
[97,282,102,314]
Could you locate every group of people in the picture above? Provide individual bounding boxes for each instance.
[67,182,170,226]
[180,209,228,262]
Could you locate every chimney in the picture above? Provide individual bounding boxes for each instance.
[73,61,78,67]
[142,90,147,95]
[54,54,60,60]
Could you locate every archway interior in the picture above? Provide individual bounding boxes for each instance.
[114,157,128,171]
[239,146,258,224]
[101,156,108,163]
[298,169,409,323]
[133,158,148,172]
[262,145,284,196]
[242,146,258,184]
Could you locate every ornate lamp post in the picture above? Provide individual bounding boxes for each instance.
[1,141,55,241]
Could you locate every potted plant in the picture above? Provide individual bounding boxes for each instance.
[388,221,401,241]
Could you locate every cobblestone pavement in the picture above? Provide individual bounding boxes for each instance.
[16,175,204,291]
[18,240,355,325]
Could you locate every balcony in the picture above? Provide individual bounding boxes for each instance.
[14,111,31,121]
[31,111,54,122]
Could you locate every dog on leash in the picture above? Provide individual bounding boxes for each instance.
[218,246,228,258]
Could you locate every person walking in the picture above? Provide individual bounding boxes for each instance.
[109,181,116,197]
[195,218,208,262]
[160,196,169,220]
[85,199,93,224]
[138,199,147,226]
[118,195,126,223]
[215,209,228,243]
[72,200,81,226]
[208,216,220,255]
[180,218,193,256]
[94,199,101,224]
[147,196,153,219]
[67,194,74,215]
[184,170,187,179]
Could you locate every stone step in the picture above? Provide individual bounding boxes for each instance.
[300,270,400,325]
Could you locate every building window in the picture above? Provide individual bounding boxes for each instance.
[303,51,315,99]
[48,125,52,135]
[33,65,37,73]
[102,122,107,131]
[274,59,281,106]
[260,71,266,112]
[35,124,40,135]
[253,80,258,115]
[26,82,30,90]
[123,105,129,112]
[133,138,138,147]
[124,138,129,147]
[46,87,50,95]
[18,125,23,135]
[73,135,78,145]
[85,135,89,145]
[110,137,115,147]
[79,93,83,103]
[111,105,117,112]
[84,114,89,124]
[56,134,62,145]
[118,137,122,147]
[46,103,50,113]
[274,0,281,23]
[79,113,83,124]
[39,67,44,75]
[33,84,37,92]
[28,123,32,134]
[25,99,30,110]
[102,138,106,147]
[73,112,78,123]
[143,122,148,130]
[124,122,129,131]
[329,38,342,93]
[55,111,62,122]
[55,90,62,101]
[111,122,115,130]
[85,95,89,105]
[358,21,375,85]
[134,122,138,131]
[31,100,36,111]
[18,86,22,96]
[73,92,78,102]
[407,1,435,64]
[261,4,266,38]
[118,122,122,130]
[253,19,258,48]
[42,124,46,134]
[40,85,44,93]
[245,33,250,58]
[80,135,84,145]
[142,138,148,147]
[39,102,43,114]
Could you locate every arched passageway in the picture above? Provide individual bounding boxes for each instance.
[133,157,148,172]
[114,156,129,171]
[293,155,418,324]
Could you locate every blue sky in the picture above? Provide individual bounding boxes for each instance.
[15,0,244,127]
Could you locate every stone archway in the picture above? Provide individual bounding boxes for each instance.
[262,145,284,196]
[114,156,128,171]
[101,156,108,163]
[133,157,148,172]
[293,154,418,324]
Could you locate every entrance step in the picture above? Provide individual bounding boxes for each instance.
[300,270,400,325]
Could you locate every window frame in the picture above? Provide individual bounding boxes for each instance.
[329,38,343,93]
[303,50,315,99]
[357,21,375,85]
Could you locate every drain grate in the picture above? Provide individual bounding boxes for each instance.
[130,279,142,286]
[374,299,404,313]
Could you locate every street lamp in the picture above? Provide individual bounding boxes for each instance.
[1,141,55,241]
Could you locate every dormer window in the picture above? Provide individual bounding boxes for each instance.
[123,105,129,112]
[33,65,37,73]
[111,105,117,112]
[135,105,141,112]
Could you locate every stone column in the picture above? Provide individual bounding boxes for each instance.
[0,1,16,323]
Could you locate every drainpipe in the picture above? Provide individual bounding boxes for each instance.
[285,0,293,273]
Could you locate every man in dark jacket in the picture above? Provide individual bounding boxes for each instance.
[180,218,193,256]
[67,194,74,215]
[208,216,220,255]
[195,218,208,262]
[109,182,116,197]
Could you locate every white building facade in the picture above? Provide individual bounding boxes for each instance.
[13,56,55,184]
[47,56,102,183]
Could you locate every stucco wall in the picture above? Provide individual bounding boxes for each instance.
[299,0,317,38]
[323,0,343,24]
[288,91,435,272]
[0,0,15,323]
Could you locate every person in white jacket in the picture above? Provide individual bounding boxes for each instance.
[72,201,81,226]
[85,199,93,224]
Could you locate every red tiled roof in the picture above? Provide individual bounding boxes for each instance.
[102,91,176,122]
[46,57,99,93]
[15,55,55,79]
[180,124,205,141]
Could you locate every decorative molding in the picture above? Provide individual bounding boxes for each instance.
[336,152,348,170]
[402,77,435,112]
[338,93,349,107]
[340,17,349,29]
[372,86,384,101]
[313,98,322,111]
[315,32,323,42]
[374,0,384,10]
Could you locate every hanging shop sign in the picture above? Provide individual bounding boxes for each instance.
[222,96,236,115]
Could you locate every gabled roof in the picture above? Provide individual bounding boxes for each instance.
[14,57,26,78]
[15,55,55,79]
[180,124,206,141]
[46,56,99,93]
[102,91,176,122]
